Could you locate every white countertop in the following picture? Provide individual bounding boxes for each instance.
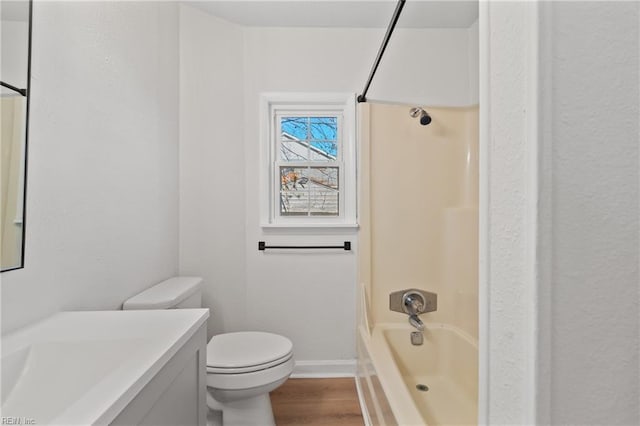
[1,309,209,425]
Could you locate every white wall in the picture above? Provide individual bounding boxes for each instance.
[481,3,538,423]
[537,2,639,424]
[1,20,29,89]
[1,1,180,334]
[483,2,639,424]
[244,26,476,364]
[178,5,247,338]
[467,19,479,105]
[178,7,478,367]
[1,0,478,366]
[243,27,473,107]
[243,27,476,364]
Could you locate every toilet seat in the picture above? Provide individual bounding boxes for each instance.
[206,353,292,374]
[206,331,293,374]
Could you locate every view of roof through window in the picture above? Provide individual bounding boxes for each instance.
[281,117,338,159]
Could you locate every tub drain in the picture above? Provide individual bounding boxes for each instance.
[416,384,429,392]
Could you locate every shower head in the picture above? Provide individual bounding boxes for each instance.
[409,107,432,126]
[419,111,432,126]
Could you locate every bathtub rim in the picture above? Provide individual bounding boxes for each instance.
[377,321,479,351]
[360,322,479,426]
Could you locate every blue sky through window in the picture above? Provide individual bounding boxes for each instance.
[281,117,338,157]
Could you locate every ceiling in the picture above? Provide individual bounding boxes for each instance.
[185,1,479,29]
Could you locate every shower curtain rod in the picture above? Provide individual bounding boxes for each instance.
[1,81,27,97]
[357,0,406,103]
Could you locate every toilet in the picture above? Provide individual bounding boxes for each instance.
[122,277,294,426]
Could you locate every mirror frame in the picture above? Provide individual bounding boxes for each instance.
[1,0,32,272]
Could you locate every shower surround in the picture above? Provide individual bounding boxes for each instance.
[356,102,478,425]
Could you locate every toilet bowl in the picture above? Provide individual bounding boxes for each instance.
[123,277,294,426]
[206,331,294,426]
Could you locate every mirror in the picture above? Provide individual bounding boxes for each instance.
[1,0,31,271]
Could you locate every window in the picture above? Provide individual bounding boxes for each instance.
[260,93,357,227]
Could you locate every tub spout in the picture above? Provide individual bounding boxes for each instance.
[409,314,424,331]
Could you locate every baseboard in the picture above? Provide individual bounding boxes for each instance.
[291,359,356,378]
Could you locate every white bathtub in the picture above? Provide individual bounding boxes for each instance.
[357,323,478,426]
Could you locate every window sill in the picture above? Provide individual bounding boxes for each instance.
[261,222,359,230]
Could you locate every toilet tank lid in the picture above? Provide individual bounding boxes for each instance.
[123,277,203,310]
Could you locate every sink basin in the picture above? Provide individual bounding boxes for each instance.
[1,346,30,401]
[2,339,147,423]
[1,309,208,425]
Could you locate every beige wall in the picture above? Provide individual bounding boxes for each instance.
[359,103,478,339]
[1,96,25,269]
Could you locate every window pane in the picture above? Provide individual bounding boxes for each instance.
[280,167,309,215]
[309,167,339,216]
[310,167,339,190]
[309,142,338,161]
[280,167,309,190]
[309,117,337,140]
[310,117,338,160]
[281,117,308,140]
[281,117,308,161]
[281,140,309,161]
[310,190,339,216]
[280,116,338,162]
[281,190,309,215]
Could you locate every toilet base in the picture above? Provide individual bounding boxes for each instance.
[206,407,223,426]
[207,392,275,426]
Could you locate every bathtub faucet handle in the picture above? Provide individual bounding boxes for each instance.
[389,289,438,316]
[404,294,424,315]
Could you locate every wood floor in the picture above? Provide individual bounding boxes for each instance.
[270,378,365,426]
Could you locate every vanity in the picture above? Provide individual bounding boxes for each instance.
[1,309,209,425]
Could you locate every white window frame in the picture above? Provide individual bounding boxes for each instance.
[260,93,357,228]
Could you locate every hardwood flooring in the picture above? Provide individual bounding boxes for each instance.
[270,378,365,426]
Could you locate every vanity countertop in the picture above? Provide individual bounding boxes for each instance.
[1,309,209,425]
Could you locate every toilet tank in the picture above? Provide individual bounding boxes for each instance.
[123,277,203,310]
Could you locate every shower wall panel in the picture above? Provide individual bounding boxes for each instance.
[359,103,479,338]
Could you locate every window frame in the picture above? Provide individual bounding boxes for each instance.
[260,93,357,228]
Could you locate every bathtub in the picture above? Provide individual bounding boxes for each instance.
[357,323,478,426]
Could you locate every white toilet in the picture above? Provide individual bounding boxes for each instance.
[123,277,294,426]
